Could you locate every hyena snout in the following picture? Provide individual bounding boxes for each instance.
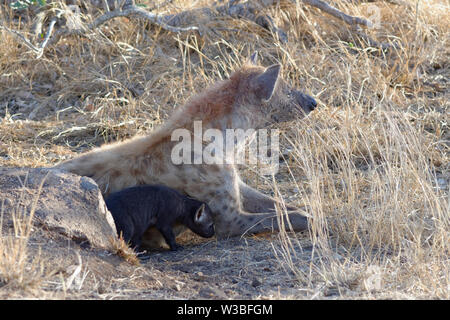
[295,90,317,114]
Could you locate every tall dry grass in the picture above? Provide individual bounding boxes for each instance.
[0,175,49,292]
[275,105,449,298]
[0,0,448,298]
[269,0,448,298]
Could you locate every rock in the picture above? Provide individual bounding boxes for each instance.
[0,167,117,250]
[199,286,228,299]
[437,178,447,190]
[251,277,263,287]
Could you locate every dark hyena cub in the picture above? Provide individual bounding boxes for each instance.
[105,185,215,251]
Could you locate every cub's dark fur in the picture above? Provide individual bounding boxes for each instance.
[105,185,215,251]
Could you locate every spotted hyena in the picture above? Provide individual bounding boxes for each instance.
[55,52,317,247]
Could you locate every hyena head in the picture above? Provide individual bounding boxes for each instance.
[187,203,215,238]
[238,52,317,127]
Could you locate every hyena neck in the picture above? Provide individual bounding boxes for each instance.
[177,197,200,226]
[169,67,267,147]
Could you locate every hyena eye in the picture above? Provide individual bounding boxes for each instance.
[287,90,297,99]
[285,91,294,101]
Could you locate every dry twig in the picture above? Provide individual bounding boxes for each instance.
[301,0,373,27]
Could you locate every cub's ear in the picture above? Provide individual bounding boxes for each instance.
[194,204,206,223]
[248,51,258,65]
[252,64,281,101]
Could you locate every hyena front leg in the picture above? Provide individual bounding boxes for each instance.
[238,179,282,213]
[209,192,309,238]
[189,168,309,238]
[239,179,310,220]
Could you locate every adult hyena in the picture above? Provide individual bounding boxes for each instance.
[55,53,317,245]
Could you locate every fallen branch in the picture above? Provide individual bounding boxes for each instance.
[48,5,200,47]
[354,26,400,51]
[300,0,403,50]
[0,24,41,55]
[1,8,63,58]
[0,3,200,58]
[214,0,288,42]
[47,1,289,49]
[93,5,199,33]
[35,9,63,58]
[300,0,373,28]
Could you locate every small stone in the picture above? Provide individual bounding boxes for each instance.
[199,287,228,299]
[437,178,447,189]
[323,286,339,297]
[251,277,263,287]
[97,284,107,295]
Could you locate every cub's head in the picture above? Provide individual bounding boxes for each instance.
[189,203,215,238]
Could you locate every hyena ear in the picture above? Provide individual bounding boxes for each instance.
[249,51,258,65]
[194,204,206,223]
[252,64,281,101]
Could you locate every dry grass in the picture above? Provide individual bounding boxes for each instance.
[0,0,448,299]
[0,175,51,293]
[109,234,141,266]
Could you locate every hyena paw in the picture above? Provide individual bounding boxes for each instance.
[170,244,184,251]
